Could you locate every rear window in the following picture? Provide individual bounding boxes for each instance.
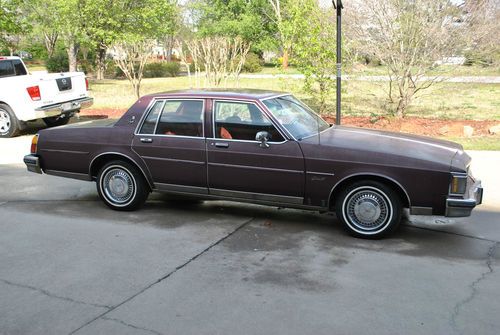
[13,60,27,75]
[0,60,15,77]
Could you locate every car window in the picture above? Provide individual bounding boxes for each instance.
[0,61,15,77]
[155,100,204,137]
[13,60,27,75]
[214,101,284,142]
[139,100,164,134]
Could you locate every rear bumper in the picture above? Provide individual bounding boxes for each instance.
[445,180,483,217]
[23,154,42,174]
[34,97,93,117]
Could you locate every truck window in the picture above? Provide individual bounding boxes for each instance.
[0,60,15,77]
[13,60,27,75]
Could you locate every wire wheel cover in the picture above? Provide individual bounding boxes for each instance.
[345,188,391,231]
[103,168,135,204]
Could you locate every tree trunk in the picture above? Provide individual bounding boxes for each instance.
[282,49,289,69]
[165,36,173,62]
[95,43,107,80]
[8,47,14,56]
[44,32,58,58]
[66,40,79,72]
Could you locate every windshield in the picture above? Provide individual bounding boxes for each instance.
[263,95,330,140]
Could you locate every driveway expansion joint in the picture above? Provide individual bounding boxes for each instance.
[68,217,255,335]
[449,241,499,333]
[101,317,163,335]
[0,278,111,310]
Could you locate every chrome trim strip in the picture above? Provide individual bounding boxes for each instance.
[135,98,205,138]
[44,169,92,181]
[212,99,289,142]
[155,183,208,194]
[155,188,323,211]
[306,171,335,177]
[41,149,89,155]
[259,93,291,102]
[142,156,205,165]
[135,133,206,140]
[207,137,287,145]
[410,206,433,215]
[210,188,304,205]
[89,151,153,188]
[208,162,303,174]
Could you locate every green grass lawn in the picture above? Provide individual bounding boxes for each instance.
[89,76,500,121]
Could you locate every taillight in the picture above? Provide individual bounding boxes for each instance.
[31,134,39,154]
[85,78,89,91]
[27,86,41,101]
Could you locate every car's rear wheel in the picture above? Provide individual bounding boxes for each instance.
[335,180,402,239]
[0,103,20,138]
[43,114,72,127]
[96,160,149,211]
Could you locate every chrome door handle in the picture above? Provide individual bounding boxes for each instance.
[215,142,229,148]
[140,138,153,143]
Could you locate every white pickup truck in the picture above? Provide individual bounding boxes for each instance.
[0,56,93,137]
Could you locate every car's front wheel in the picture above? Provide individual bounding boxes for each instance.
[96,160,149,211]
[335,180,402,239]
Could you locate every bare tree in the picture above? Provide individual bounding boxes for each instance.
[462,0,500,66]
[112,40,155,98]
[184,36,251,87]
[353,0,464,117]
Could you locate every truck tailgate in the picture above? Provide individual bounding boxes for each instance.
[32,72,88,108]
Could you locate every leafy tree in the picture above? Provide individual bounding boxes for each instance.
[191,0,277,52]
[292,0,339,114]
[26,0,83,71]
[0,0,30,55]
[111,0,177,97]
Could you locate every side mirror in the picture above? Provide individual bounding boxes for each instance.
[255,131,270,148]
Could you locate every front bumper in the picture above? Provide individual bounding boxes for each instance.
[445,179,483,217]
[35,97,94,117]
[23,154,42,174]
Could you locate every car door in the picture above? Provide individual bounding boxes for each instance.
[207,99,305,205]
[132,98,208,194]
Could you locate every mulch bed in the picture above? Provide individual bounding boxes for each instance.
[80,109,499,138]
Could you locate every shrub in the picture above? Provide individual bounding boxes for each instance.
[143,62,181,78]
[45,52,69,73]
[242,52,263,73]
[164,62,180,77]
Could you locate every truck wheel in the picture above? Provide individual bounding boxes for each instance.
[0,103,20,138]
[96,160,150,211]
[335,180,402,239]
[43,115,71,127]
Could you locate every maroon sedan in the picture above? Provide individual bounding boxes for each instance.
[24,89,483,238]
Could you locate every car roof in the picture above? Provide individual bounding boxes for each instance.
[143,89,288,101]
[0,56,21,60]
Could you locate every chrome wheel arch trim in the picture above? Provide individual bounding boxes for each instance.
[89,151,154,189]
[328,172,411,209]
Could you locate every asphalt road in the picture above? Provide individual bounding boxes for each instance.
[0,136,499,335]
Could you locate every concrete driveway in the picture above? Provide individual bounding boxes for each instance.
[0,134,499,335]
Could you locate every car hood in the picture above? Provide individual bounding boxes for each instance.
[301,126,470,172]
